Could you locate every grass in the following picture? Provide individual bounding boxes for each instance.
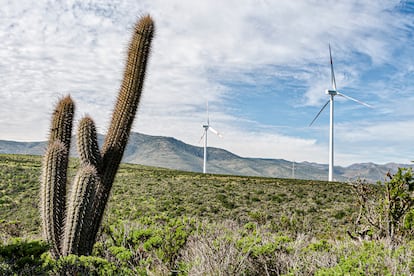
[0,153,358,239]
[1,153,412,275]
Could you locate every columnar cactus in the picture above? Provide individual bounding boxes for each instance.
[40,15,155,258]
[40,140,69,258]
[62,165,98,256]
[40,96,74,258]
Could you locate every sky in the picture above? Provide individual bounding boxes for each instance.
[1,0,414,166]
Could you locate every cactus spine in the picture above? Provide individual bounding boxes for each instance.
[91,14,155,248]
[48,96,75,148]
[40,15,154,258]
[62,165,98,256]
[77,116,102,169]
[40,141,69,258]
[40,96,74,258]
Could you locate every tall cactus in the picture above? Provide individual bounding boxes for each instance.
[40,15,155,258]
[40,96,74,258]
[62,165,98,256]
[40,141,69,258]
[91,15,155,248]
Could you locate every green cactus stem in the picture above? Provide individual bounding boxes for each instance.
[89,14,155,247]
[101,14,154,181]
[48,96,74,149]
[40,96,74,258]
[40,141,68,258]
[62,165,98,256]
[77,116,102,170]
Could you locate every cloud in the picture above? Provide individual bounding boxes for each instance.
[218,129,326,163]
[334,119,414,164]
[0,0,413,167]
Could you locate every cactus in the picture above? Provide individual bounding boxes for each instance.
[40,96,74,258]
[40,141,69,258]
[48,96,75,148]
[40,15,155,258]
[77,116,102,169]
[62,165,98,256]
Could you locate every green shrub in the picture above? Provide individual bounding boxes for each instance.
[143,235,163,251]
[316,241,389,275]
[304,239,332,252]
[155,217,196,269]
[43,254,126,275]
[250,235,292,257]
[99,216,196,273]
[404,209,414,233]
[351,168,414,241]
[0,238,49,274]
[109,246,133,262]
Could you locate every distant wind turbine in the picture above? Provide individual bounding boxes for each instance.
[200,102,222,174]
[310,44,372,182]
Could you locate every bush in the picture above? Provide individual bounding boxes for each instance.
[351,168,414,241]
[0,238,49,274]
[43,254,129,275]
[98,215,196,274]
[315,240,412,275]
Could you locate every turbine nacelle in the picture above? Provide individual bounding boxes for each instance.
[325,89,338,96]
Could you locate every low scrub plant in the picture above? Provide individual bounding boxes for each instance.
[1,217,413,275]
[2,154,413,274]
[0,238,49,275]
[350,168,414,242]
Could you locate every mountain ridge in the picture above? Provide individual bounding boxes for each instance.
[0,132,412,183]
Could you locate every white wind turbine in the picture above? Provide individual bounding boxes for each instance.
[310,45,372,182]
[200,102,222,174]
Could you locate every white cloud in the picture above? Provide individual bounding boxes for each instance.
[0,0,413,166]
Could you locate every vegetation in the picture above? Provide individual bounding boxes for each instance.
[351,168,414,242]
[1,154,413,274]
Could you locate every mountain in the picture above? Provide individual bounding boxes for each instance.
[0,140,46,156]
[0,132,412,183]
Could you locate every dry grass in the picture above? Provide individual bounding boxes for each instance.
[1,154,413,275]
[179,220,414,275]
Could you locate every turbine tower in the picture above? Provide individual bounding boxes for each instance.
[310,44,371,182]
[201,102,222,174]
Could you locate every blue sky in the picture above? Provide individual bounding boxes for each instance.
[1,0,414,166]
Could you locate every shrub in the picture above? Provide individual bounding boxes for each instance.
[43,254,127,275]
[0,238,49,274]
[351,168,414,241]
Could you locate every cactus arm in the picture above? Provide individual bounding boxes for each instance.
[87,15,154,244]
[48,96,74,149]
[77,116,102,170]
[40,96,74,258]
[101,15,155,180]
[62,165,98,256]
[40,141,68,258]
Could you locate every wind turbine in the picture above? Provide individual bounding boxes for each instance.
[310,44,371,182]
[200,102,222,174]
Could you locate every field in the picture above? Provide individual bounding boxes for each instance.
[1,154,413,275]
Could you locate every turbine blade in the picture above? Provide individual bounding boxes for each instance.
[337,92,372,108]
[329,44,337,91]
[309,100,330,126]
[208,126,223,138]
[206,101,210,125]
[199,131,205,144]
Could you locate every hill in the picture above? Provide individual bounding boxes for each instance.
[1,154,412,275]
[0,153,357,239]
[0,132,412,182]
